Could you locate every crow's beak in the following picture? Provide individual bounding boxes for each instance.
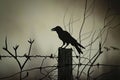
[51,28,55,31]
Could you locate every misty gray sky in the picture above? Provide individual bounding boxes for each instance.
[0,0,120,79]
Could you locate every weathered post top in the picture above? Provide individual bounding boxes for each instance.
[58,47,72,52]
[58,47,73,80]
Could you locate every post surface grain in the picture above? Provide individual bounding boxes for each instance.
[58,48,73,80]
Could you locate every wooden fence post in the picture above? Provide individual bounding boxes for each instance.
[58,48,73,80]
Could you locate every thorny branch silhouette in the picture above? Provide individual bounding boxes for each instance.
[2,37,34,80]
[0,38,120,80]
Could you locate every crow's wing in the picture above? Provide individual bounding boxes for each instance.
[62,31,77,43]
[63,31,85,49]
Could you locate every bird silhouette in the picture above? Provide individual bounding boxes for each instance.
[51,26,85,54]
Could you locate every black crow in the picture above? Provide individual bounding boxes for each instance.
[51,26,85,54]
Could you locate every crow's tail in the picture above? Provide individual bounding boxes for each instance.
[77,43,85,49]
[74,44,83,54]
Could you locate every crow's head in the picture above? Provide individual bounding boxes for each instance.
[51,26,63,32]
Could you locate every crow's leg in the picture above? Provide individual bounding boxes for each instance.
[64,43,69,48]
[60,41,65,48]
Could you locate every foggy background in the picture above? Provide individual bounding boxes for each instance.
[0,0,120,80]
